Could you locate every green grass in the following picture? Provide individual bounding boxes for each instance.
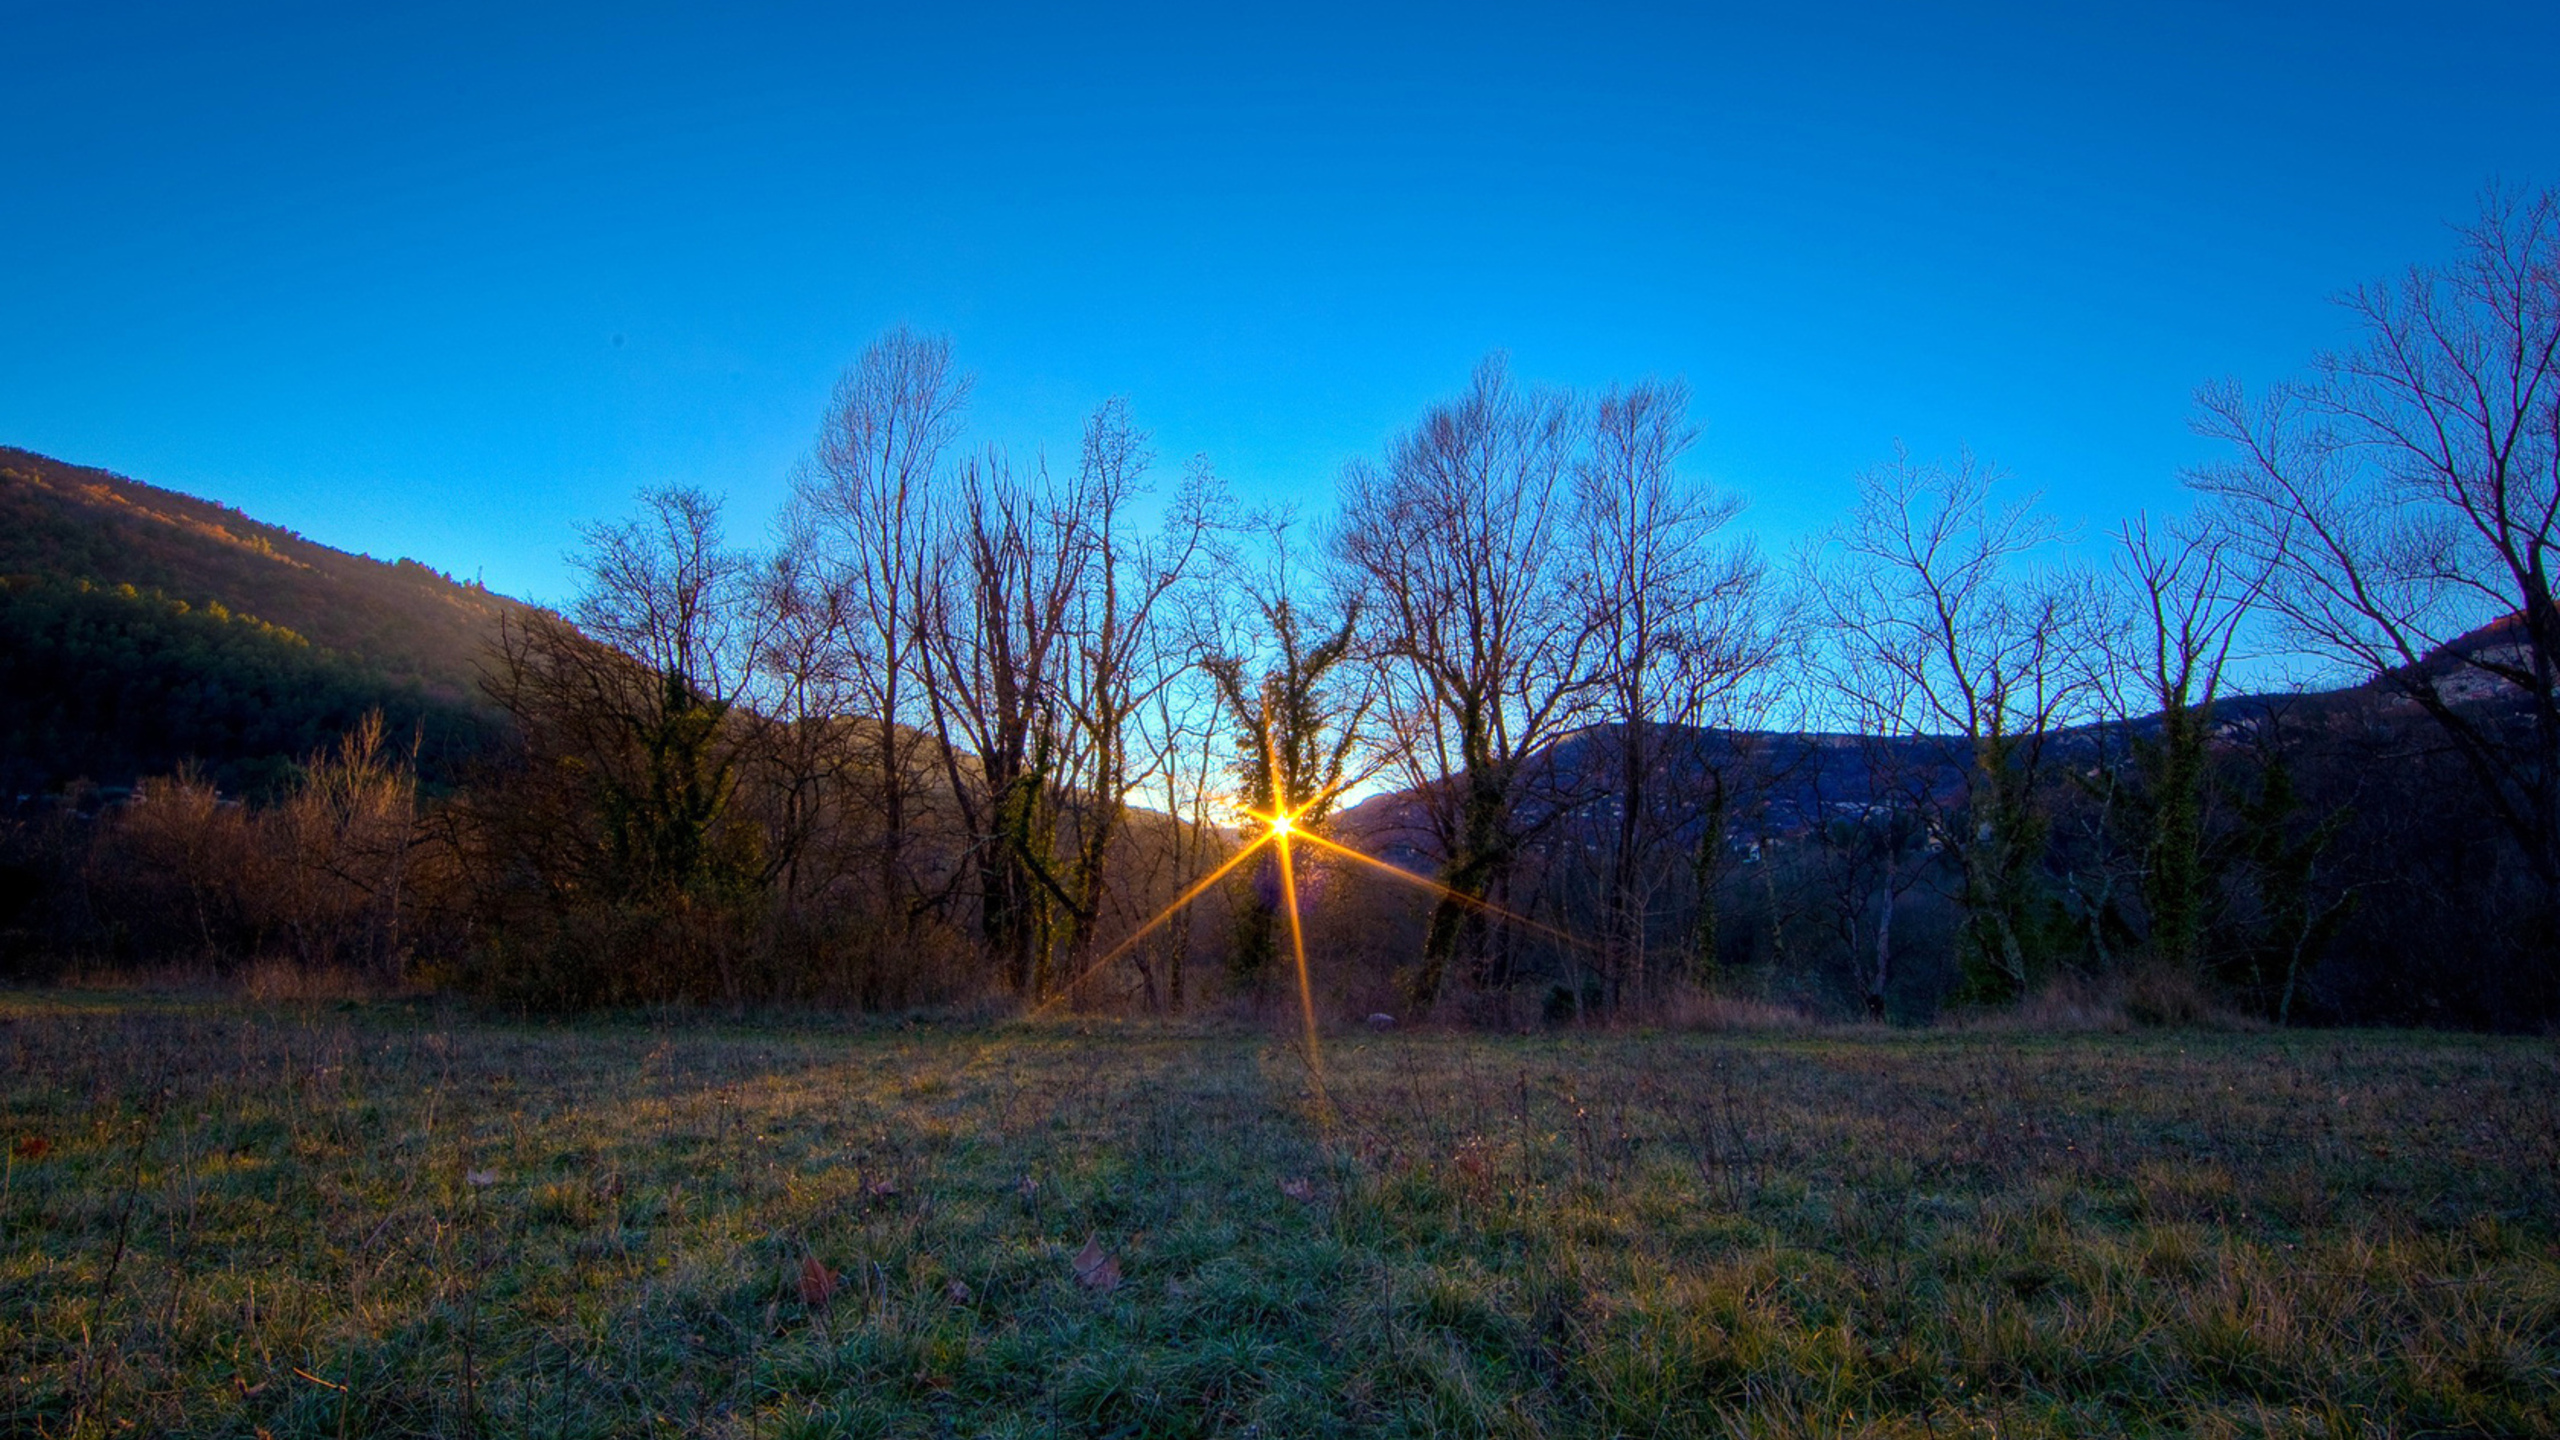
[2,992,2556,1437]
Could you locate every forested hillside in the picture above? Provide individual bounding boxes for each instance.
[0,449,511,794]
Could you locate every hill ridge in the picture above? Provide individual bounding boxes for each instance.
[0,447,518,794]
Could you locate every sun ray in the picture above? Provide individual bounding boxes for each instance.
[1292,828,1602,957]
[1274,827,1331,1121]
[948,778,1588,1117]
[1015,828,1278,1025]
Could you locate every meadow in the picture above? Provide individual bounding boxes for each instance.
[2,992,2555,1438]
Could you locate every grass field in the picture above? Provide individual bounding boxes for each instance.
[2,992,2556,1438]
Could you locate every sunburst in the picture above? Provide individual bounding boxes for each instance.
[1030,774,1597,1093]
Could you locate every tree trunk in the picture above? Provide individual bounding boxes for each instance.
[1409,777,1506,1011]
[1605,717,1648,1013]
[1868,864,1895,1023]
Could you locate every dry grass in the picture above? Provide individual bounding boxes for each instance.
[1961,971,2264,1036]
[232,958,408,1006]
[1661,991,1822,1033]
[2,990,2555,1437]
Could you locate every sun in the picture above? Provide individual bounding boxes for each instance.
[1237,802,1301,840]
[1008,779,1585,1123]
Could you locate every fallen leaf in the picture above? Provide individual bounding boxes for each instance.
[799,1254,839,1306]
[945,1279,973,1304]
[1071,1234,1121,1293]
[11,1135,51,1161]
[1279,1176,1315,1203]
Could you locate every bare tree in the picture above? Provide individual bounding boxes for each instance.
[749,535,863,921]
[1334,355,1601,1011]
[1794,754,1931,1023]
[2194,187,2560,980]
[1205,516,1371,988]
[1053,406,1224,999]
[1130,655,1231,1012]
[564,486,777,906]
[2098,510,2264,979]
[464,487,779,1002]
[572,487,763,701]
[916,452,1092,996]
[1572,378,1778,1011]
[1814,449,2094,1002]
[788,327,971,931]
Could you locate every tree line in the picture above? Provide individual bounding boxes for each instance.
[5,187,2553,1027]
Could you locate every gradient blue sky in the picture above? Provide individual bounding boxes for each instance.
[5,1,2554,604]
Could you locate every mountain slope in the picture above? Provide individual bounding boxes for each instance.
[0,448,518,795]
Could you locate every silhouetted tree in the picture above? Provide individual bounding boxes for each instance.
[916,454,1090,996]
[1814,449,2094,1003]
[1572,378,1777,1011]
[2196,185,2560,1000]
[1335,356,1601,1012]
[786,328,970,932]
[2097,511,2263,981]
[1205,527,1368,987]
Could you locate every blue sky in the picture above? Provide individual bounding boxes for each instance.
[4,1,2553,604]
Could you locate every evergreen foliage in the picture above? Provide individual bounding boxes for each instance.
[0,450,510,795]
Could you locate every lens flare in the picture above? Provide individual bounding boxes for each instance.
[1028,830,1279,1010]
[1273,819,1330,1122]
[957,752,1591,1123]
[1291,828,1599,957]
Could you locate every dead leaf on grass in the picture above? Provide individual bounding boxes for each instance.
[799,1254,840,1306]
[1071,1234,1121,1293]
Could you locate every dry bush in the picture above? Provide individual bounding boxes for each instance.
[1663,988,1819,1031]
[1971,969,2263,1034]
[261,712,423,977]
[235,955,400,1004]
[55,714,429,984]
[1969,973,2133,1033]
[2121,964,2264,1030]
[88,770,269,963]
